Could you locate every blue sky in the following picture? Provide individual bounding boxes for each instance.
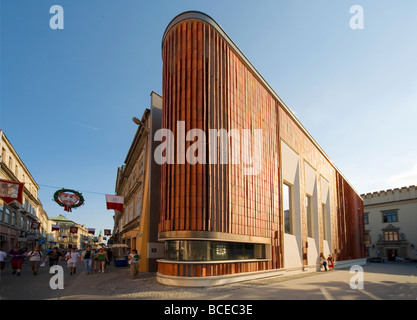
[1,0,417,233]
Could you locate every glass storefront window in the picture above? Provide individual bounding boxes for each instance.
[164,240,266,261]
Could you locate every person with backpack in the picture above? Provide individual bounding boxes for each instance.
[27,247,43,275]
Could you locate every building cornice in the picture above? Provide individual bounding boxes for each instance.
[363,197,417,208]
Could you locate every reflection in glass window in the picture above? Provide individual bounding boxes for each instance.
[384,231,398,241]
[164,240,266,261]
[306,195,313,238]
[382,211,398,223]
[283,183,292,234]
[322,203,327,240]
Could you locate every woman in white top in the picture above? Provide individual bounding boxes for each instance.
[65,248,81,275]
[27,247,43,275]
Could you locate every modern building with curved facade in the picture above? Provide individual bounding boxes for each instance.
[156,11,365,286]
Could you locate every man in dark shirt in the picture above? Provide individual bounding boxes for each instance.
[81,245,95,274]
[8,246,25,276]
[46,247,62,267]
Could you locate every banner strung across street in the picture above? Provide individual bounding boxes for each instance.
[0,179,24,204]
[53,188,85,212]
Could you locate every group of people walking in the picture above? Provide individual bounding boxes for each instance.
[0,245,114,276]
[1,245,142,279]
[80,246,111,275]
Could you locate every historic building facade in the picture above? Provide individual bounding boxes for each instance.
[156,11,365,286]
[0,130,48,251]
[48,214,93,250]
[112,92,163,272]
[362,185,417,261]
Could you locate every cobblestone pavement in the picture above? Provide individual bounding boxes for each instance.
[0,260,416,300]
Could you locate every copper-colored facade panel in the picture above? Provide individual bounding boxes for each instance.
[158,12,364,282]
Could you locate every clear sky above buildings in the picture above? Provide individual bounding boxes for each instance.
[1,0,416,233]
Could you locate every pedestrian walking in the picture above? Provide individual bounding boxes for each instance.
[65,248,81,275]
[106,249,113,266]
[320,253,328,271]
[45,247,62,267]
[93,249,99,272]
[81,245,95,274]
[0,249,7,273]
[96,248,108,273]
[8,246,25,276]
[128,249,140,279]
[327,254,334,271]
[27,247,43,275]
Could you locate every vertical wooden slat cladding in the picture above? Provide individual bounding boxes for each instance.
[160,19,280,243]
[157,261,270,277]
[336,172,365,261]
[159,13,363,280]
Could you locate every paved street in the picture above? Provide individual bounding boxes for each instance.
[0,261,416,300]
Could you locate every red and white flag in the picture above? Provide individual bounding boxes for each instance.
[0,179,24,204]
[104,229,112,236]
[51,224,60,231]
[31,221,40,230]
[105,194,124,213]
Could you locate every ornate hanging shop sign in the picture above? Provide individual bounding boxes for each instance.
[53,188,85,212]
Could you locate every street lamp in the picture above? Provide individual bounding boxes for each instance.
[132,117,149,132]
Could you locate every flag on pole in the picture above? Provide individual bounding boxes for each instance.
[105,194,124,213]
[88,228,95,235]
[51,224,60,231]
[0,179,24,204]
[104,229,112,236]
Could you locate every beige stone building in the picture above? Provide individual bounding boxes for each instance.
[362,185,417,261]
[48,214,93,250]
[112,92,163,272]
[0,130,49,251]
